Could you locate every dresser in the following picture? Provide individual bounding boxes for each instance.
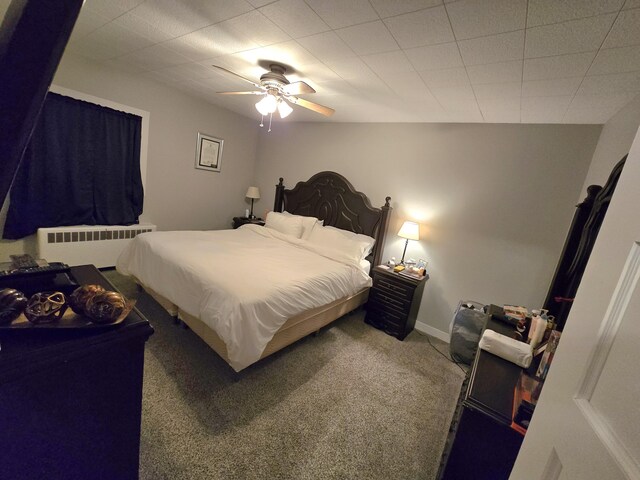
[365,265,428,340]
[0,265,154,480]
[437,308,525,480]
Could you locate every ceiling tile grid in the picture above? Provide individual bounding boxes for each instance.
[50,0,640,124]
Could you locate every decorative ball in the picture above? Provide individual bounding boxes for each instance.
[68,284,105,315]
[24,291,67,324]
[0,288,29,325]
[85,290,129,324]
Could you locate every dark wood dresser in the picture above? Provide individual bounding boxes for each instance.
[365,265,428,340]
[437,310,525,480]
[0,264,154,480]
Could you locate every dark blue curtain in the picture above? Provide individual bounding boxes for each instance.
[3,93,143,239]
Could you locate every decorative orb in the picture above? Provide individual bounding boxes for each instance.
[86,290,129,324]
[0,288,29,325]
[68,284,105,315]
[24,291,67,324]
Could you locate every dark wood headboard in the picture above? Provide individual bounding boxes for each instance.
[273,171,391,269]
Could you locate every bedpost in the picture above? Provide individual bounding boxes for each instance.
[273,177,285,212]
[372,196,392,268]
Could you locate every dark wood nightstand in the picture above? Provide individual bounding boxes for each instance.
[365,265,428,340]
[232,216,265,229]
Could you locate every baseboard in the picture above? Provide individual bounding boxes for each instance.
[415,321,450,343]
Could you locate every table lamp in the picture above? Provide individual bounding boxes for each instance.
[245,186,260,219]
[397,221,419,265]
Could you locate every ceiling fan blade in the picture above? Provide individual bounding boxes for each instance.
[282,81,316,96]
[288,96,335,117]
[211,65,262,89]
[217,91,264,95]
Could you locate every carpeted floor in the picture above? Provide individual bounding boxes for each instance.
[104,270,464,480]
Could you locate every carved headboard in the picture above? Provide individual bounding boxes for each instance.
[272,171,391,269]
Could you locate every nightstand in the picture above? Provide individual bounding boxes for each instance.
[365,265,429,340]
[232,216,265,229]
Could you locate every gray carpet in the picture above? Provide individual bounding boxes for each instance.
[104,270,464,480]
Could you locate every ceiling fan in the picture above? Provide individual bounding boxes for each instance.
[213,63,335,130]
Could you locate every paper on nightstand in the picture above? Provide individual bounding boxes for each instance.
[479,329,533,368]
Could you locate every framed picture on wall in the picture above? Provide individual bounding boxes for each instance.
[195,132,223,172]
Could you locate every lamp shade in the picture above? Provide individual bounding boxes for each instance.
[255,95,277,115]
[397,221,419,241]
[245,186,260,199]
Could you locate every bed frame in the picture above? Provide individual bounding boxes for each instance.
[142,171,391,370]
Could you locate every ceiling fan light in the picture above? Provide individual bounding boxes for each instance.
[278,99,293,118]
[255,95,277,115]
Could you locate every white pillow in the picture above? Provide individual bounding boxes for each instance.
[265,211,303,238]
[281,211,323,240]
[307,225,376,262]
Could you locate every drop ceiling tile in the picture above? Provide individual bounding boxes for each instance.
[419,67,470,88]
[523,51,596,80]
[128,0,253,38]
[165,25,254,61]
[293,63,342,84]
[370,0,442,18]
[69,9,113,42]
[520,96,572,123]
[522,77,583,97]
[624,0,640,9]
[65,40,117,61]
[101,57,150,74]
[603,8,640,49]
[114,11,176,43]
[248,0,277,6]
[384,6,454,49]
[477,98,521,123]
[296,32,356,62]
[81,0,146,21]
[564,93,637,122]
[446,0,527,40]
[466,60,522,84]
[260,0,330,38]
[447,109,484,122]
[304,0,379,29]
[79,22,154,59]
[458,30,524,66]
[473,81,521,99]
[336,21,399,56]
[405,42,463,70]
[324,57,375,79]
[238,41,320,68]
[525,14,616,58]
[578,71,640,94]
[159,63,222,81]
[362,51,415,75]
[114,44,192,72]
[589,45,640,75]
[527,0,624,27]
[377,71,437,100]
[345,74,393,96]
[219,10,290,48]
[431,84,476,105]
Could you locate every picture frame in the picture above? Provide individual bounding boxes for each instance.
[195,132,223,172]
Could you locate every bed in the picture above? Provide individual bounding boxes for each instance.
[117,171,391,371]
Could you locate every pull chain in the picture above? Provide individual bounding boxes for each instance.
[268,112,273,132]
[259,115,264,128]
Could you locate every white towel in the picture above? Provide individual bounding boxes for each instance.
[478,329,533,368]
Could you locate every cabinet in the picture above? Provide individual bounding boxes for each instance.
[0,265,154,480]
[437,311,524,480]
[232,216,265,229]
[364,265,428,340]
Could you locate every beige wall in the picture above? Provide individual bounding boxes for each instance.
[255,122,601,334]
[579,94,640,198]
[0,54,259,259]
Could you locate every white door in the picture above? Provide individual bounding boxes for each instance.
[510,127,640,480]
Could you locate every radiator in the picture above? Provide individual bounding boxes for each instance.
[37,224,156,268]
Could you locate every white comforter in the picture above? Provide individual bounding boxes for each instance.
[116,224,372,371]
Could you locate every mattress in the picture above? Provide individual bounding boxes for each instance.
[116,225,372,370]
